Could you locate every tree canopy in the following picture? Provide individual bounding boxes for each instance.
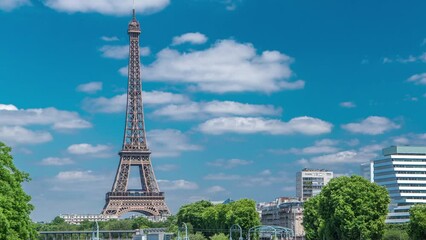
[0,142,37,239]
[303,175,390,240]
[408,204,426,239]
[176,199,260,237]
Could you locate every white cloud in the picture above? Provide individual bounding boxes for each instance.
[147,129,201,158]
[0,105,92,130]
[101,36,119,42]
[204,173,241,180]
[43,0,170,16]
[240,170,288,187]
[207,159,253,169]
[55,170,102,182]
[82,91,189,113]
[0,0,30,11]
[0,104,18,111]
[67,143,110,157]
[99,45,150,59]
[271,139,339,155]
[298,143,382,165]
[41,157,74,166]
[158,179,198,190]
[383,53,426,64]
[153,101,281,120]
[0,126,52,145]
[342,116,400,135]
[76,81,103,94]
[199,116,332,135]
[206,186,225,193]
[172,32,208,45]
[155,164,178,172]
[407,73,426,85]
[138,39,303,93]
[340,101,356,108]
[392,133,426,145]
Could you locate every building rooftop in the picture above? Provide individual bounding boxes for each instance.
[301,168,331,172]
[383,146,426,156]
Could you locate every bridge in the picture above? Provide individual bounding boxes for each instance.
[38,228,173,240]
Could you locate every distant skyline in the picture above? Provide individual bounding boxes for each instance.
[1,0,426,222]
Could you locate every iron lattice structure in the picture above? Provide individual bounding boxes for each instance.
[102,9,170,217]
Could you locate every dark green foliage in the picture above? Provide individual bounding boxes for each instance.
[408,204,426,239]
[0,142,37,239]
[176,199,260,237]
[303,175,390,240]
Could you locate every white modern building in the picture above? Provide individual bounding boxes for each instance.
[296,169,333,201]
[60,214,118,224]
[374,146,426,223]
[360,161,374,182]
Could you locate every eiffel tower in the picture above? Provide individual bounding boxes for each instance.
[102,8,170,218]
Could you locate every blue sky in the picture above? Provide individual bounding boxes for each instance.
[1,0,426,222]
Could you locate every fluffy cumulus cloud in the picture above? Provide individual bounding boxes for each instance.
[0,104,92,130]
[207,159,253,169]
[407,73,426,85]
[392,133,426,145]
[43,0,170,16]
[40,157,74,166]
[67,143,110,157]
[0,126,52,145]
[157,179,198,190]
[147,129,201,157]
[342,116,400,135]
[155,164,178,172]
[0,104,18,111]
[82,91,189,113]
[153,101,281,120]
[206,186,226,193]
[270,139,340,155]
[55,170,102,182]
[139,39,304,93]
[76,81,103,94]
[101,36,119,42]
[340,101,356,108]
[298,144,382,165]
[199,116,332,135]
[99,45,150,59]
[0,0,30,11]
[172,32,208,45]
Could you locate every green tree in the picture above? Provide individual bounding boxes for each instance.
[383,229,409,240]
[0,142,37,239]
[176,199,260,238]
[408,204,426,239]
[303,175,390,240]
[188,232,208,240]
[303,195,323,240]
[177,200,213,233]
[210,233,228,240]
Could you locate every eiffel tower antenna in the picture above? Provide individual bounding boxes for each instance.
[132,0,135,18]
[102,6,170,218]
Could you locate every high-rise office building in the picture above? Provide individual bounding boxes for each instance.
[374,146,426,223]
[360,161,374,182]
[296,169,333,201]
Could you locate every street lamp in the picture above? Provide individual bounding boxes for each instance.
[183,223,189,240]
[91,220,99,240]
[229,224,243,240]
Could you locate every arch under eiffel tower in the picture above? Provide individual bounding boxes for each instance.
[102,8,170,218]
